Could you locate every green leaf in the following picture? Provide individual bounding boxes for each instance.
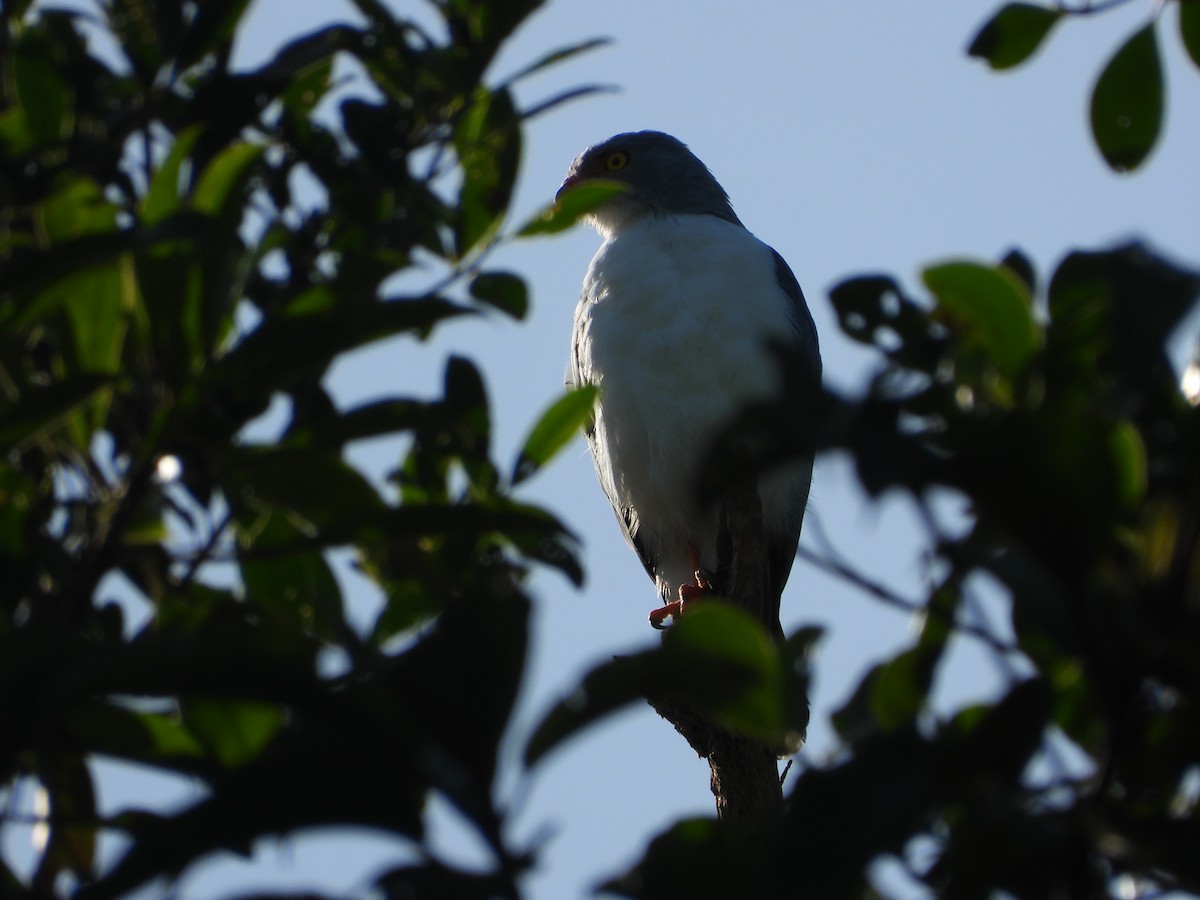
[469,270,528,319]
[40,177,119,240]
[600,817,779,900]
[66,703,206,765]
[0,376,113,449]
[668,604,783,738]
[12,31,74,147]
[142,126,203,225]
[524,649,660,767]
[192,141,265,220]
[524,604,784,766]
[239,514,346,641]
[833,650,924,741]
[949,678,1052,781]
[455,87,521,257]
[1089,23,1164,172]
[220,446,384,536]
[967,3,1063,70]
[516,180,626,237]
[1107,419,1147,509]
[1047,243,1200,393]
[1181,1,1200,71]
[130,711,206,759]
[181,699,285,767]
[511,386,596,486]
[833,587,954,741]
[923,260,1040,380]
[62,257,135,377]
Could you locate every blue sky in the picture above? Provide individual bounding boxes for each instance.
[6,0,1198,897]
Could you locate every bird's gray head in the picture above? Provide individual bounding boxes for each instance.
[557,131,741,237]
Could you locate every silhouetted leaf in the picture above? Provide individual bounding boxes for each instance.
[524,649,662,767]
[177,0,251,69]
[240,515,346,641]
[375,860,519,900]
[33,754,96,892]
[601,818,778,900]
[968,3,1063,70]
[469,270,528,319]
[780,729,940,898]
[1090,23,1164,172]
[1048,243,1200,396]
[2,0,609,896]
[511,386,595,485]
[11,30,73,147]
[1000,247,1037,295]
[1180,0,1200,71]
[0,375,113,448]
[219,446,385,535]
[950,678,1051,781]
[65,703,207,772]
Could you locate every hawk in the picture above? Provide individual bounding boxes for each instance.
[562,131,821,630]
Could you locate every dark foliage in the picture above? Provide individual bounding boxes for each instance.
[0,0,603,895]
[3,0,1199,898]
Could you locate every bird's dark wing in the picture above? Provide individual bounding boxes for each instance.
[763,249,822,616]
[621,505,658,584]
[772,248,821,383]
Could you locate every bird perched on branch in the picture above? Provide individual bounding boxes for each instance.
[561,131,821,631]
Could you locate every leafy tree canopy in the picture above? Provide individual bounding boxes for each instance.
[1,0,1199,898]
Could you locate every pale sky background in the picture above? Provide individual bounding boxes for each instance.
[6,0,1200,898]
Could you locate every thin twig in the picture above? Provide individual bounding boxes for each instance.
[1053,0,1140,15]
[794,536,1019,658]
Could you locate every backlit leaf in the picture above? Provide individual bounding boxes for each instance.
[455,87,521,257]
[525,604,784,766]
[516,180,625,237]
[182,699,285,767]
[923,260,1040,380]
[1107,419,1147,509]
[511,386,596,485]
[143,126,203,225]
[192,141,265,220]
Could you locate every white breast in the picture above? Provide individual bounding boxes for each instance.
[571,214,809,600]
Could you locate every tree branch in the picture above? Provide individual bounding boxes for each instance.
[646,476,785,822]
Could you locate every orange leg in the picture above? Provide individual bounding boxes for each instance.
[647,543,717,629]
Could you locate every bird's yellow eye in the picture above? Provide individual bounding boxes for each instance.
[605,151,629,172]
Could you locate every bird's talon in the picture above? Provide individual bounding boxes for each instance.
[649,600,683,630]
